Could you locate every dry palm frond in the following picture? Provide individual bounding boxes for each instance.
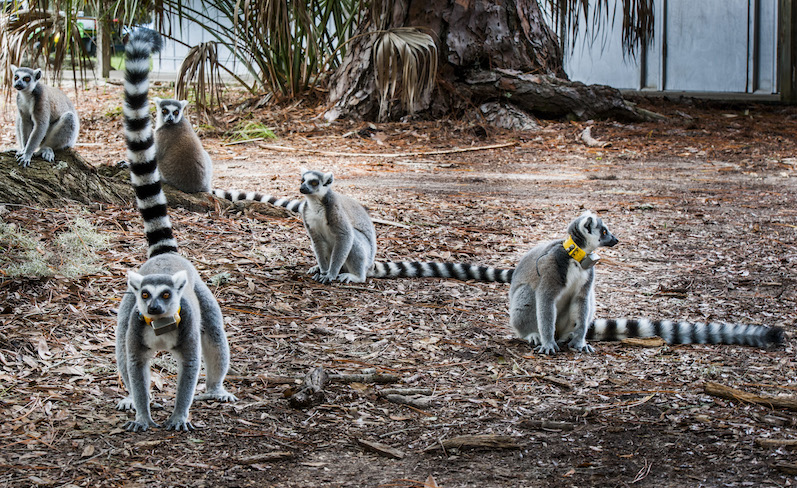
[176,41,226,124]
[0,9,90,98]
[373,27,437,121]
[544,0,654,56]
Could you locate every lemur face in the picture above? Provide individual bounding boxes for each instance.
[572,211,619,250]
[154,98,189,126]
[11,66,41,92]
[299,170,334,196]
[127,270,187,319]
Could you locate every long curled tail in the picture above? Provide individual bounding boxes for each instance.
[588,318,784,348]
[369,261,514,283]
[124,29,175,258]
[212,189,305,213]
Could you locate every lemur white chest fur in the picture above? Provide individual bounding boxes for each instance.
[554,261,593,334]
[302,198,333,241]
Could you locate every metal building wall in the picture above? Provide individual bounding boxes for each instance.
[562,0,782,98]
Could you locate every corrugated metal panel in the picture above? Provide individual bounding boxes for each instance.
[562,0,781,96]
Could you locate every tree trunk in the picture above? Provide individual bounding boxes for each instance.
[326,0,646,123]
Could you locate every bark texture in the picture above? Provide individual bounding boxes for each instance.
[326,0,645,123]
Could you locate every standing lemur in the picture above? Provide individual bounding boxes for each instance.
[508,211,784,354]
[116,29,236,433]
[153,97,214,193]
[11,65,79,167]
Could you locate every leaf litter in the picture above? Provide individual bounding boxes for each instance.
[0,89,796,487]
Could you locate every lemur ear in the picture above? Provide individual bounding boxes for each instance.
[583,216,594,233]
[127,271,144,292]
[323,172,334,186]
[179,100,189,110]
[10,64,18,72]
[153,97,162,106]
[33,69,42,81]
[172,270,188,292]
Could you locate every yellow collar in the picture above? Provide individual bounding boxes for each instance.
[562,235,586,262]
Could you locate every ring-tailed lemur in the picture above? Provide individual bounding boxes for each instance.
[509,211,784,354]
[297,169,377,283]
[11,65,79,167]
[152,97,213,193]
[213,182,514,283]
[116,29,236,433]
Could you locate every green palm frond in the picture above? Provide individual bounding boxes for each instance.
[175,41,228,123]
[373,27,438,121]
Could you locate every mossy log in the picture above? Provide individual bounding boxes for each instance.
[0,149,291,218]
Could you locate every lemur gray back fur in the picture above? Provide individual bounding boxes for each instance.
[12,65,79,167]
[508,211,784,354]
[153,97,213,193]
[116,29,235,433]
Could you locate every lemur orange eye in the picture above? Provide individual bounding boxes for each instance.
[174,110,179,115]
[162,292,171,299]
[162,109,168,115]
[23,76,30,82]
[142,292,150,299]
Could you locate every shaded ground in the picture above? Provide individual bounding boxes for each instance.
[0,86,796,487]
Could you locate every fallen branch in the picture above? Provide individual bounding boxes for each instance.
[423,435,522,452]
[288,367,329,409]
[234,452,295,465]
[379,388,433,396]
[354,438,406,459]
[226,375,301,385]
[578,126,611,148]
[621,336,666,348]
[704,382,797,410]
[382,394,433,409]
[519,419,576,431]
[329,373,400,384]
[258,142,517,158]
[755,438,797,449]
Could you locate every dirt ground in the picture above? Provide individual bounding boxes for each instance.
[1,84,796,487]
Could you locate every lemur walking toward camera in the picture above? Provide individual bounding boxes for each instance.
[11,65,79,167]
[508,211,784,354]
[116,29,236,433]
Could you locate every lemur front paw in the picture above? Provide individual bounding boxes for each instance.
[124,418,159,432]
[307,265,320,275]
[314,273,334,284]
[195,389,237,403]
[568,339,595,354]
[38,147,55,162]
[16,151,32,167]
[336,273,362,284]
[164,416,196,432]
[534,342,560,355]
[116,396,135,411]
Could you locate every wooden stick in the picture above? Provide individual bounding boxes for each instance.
[755,438,797,449]
[258,142,517,158]
[578,127,611,148]
[354,438,406,459]
[422,435,522,452]
[288,367,329,409]
[704,382,797,410]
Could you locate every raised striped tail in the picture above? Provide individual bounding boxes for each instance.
[587,318,784,348]
[123,29,176,258]
[212,189,305,213]
[369,261,514,283]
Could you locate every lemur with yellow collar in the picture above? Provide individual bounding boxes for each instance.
[116,29,236,433]
[508,211,783,354]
